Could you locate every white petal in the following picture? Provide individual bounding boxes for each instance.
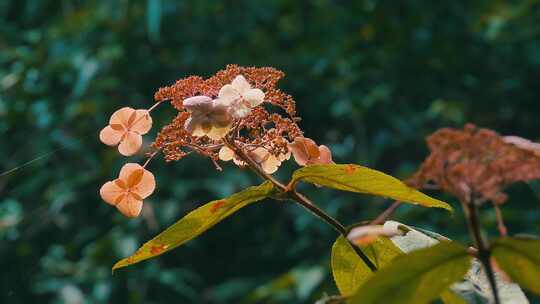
[206,125,231,140]
[231,75,251,93]
[219,146,235,161]
[262,155,280,174]
[231,104,251,118]
[250,147,269,163]
[183,96,213,112]
[243,88,265,107]
[192,124,206,137]
[218,84,239,102]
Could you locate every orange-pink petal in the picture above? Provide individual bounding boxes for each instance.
[116,195,143,218]
[100,180,125,205]
[289,137,319,166]
[99,125,123,146]
[118,163,155,198]
[318,145,333,164]
[132,169,155,199]
[109,107,136,127]
[119,163,144,181]
[129,110,152,134]
[118,132,143,156]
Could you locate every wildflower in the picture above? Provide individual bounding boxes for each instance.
[219,145,290,174]
[100,107,152,156]
[100,163,156,218]
[217,75,265,118]
[153,65,302,163]
[288,137,333,166]
[183,96,232,140]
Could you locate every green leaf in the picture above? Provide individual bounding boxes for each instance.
[440,289,467,304]
[492,237,540,295]
[350,241,471,304]
[331,235,402,296]
[112,182,274,271]
[291,164,452,211]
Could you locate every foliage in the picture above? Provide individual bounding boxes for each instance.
[350,241,471,304]
[113,182,274,270]
[331,235,401,296]
[492,237,540,296]
[292,164,452,211]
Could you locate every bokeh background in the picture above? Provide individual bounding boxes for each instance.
[2,1,540,303]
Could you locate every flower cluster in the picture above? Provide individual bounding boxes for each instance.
[99,65,333,217]
[408,124,540,204]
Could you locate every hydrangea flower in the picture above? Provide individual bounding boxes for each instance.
[183,96,232,139]
[218,146,290,174]
[100,107,152,156]
[288,137,333,166]
[100,163,156,218]
[250,147,290,174]
[217,75,265,118]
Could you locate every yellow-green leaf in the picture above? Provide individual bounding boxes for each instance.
[292,164,452,211]
[440,289,467,304]
[492,237,540,295]
[331,235,402,296]
[112,181,274,271]
[350,241,471,304]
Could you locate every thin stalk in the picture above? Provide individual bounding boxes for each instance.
[223,137,377,272]
[462,196,500,304]
[370,201,401,225]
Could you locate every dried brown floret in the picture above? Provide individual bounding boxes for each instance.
[151,65,302,164]
[408,124,540,204]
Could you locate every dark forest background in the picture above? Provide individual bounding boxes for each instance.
[1,1,540,303]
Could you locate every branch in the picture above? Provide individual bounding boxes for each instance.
[462,195,500,304]
[223,137,377,272]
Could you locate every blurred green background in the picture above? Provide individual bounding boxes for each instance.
[1,1,540,303]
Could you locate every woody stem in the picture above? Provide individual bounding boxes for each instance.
[223,137,377,272]
[462,195,500,304]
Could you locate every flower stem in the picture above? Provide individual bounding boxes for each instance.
[462,196,500,304]
[223,137,377,272]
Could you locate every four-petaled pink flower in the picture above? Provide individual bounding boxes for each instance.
[183,96,233,139]
[100,163,156,218]
[288,137,333,166]
[217,75,265,118]
[100,107,152,156]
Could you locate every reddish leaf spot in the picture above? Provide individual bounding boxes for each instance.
[344,165,357,175]
[210,200,226,213]
[150,244,169,254]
